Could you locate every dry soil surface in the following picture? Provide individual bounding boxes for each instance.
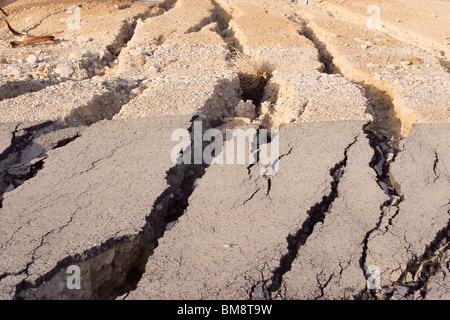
[0,0,448,300]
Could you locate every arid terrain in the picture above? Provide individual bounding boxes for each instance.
[0,0,448,300]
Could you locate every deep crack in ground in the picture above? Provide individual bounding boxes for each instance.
[267,136,358,298]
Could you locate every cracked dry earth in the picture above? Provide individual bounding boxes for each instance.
[0,0,448,300]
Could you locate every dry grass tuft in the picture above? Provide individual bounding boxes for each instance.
[232,51,271,93]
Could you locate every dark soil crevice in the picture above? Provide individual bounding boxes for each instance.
[12,115,212,300]
[267,136,358,297]
[0,121,82,208]
[384,220,449,300]
[302,25,341,75]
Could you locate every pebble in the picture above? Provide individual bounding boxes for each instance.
[81,49,92,58]
[373,73,383,81]
[77,35,93,44]
[10,68,21,78]
[367,62,377,68]
[54,65,74,78]
[98,50,112,60]
[386,64,399,70]
[4,184,15,193]
[186,170,195,177]
[400,60,412,65]
[148,65,159,74]
[26,54,39,64]
[127,79,138,86]
[40,55,53,62]
[130,87,143,95]
[353,37,366,44]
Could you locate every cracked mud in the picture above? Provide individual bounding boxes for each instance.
[0,0,448,300]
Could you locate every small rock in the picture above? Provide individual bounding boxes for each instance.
[98,50,112,60]
[130,87,143,95]
[127,79,138,87]
[165,193,174,199]
[395,19,402,22]
[69,52,80,60]
[400,60,412,66]
[26,54,39,64]
[4,184,15,193]
[378,181,389,194]
[386,64,399,70]
[165,221,176,231]
[234,100,256,120]
[353,37,366,44]
[148,65,159,74]
[54,65,74,78]
[10,68,21,78]
[373,73,383,81]
[77,35,93,44]
[0,57,8,64]
[91,75,103,82]
[81,49,92,58]
[40,55,53,62]
[186,169,195,178]
[128,49,142,57]
[366,62,377,68]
